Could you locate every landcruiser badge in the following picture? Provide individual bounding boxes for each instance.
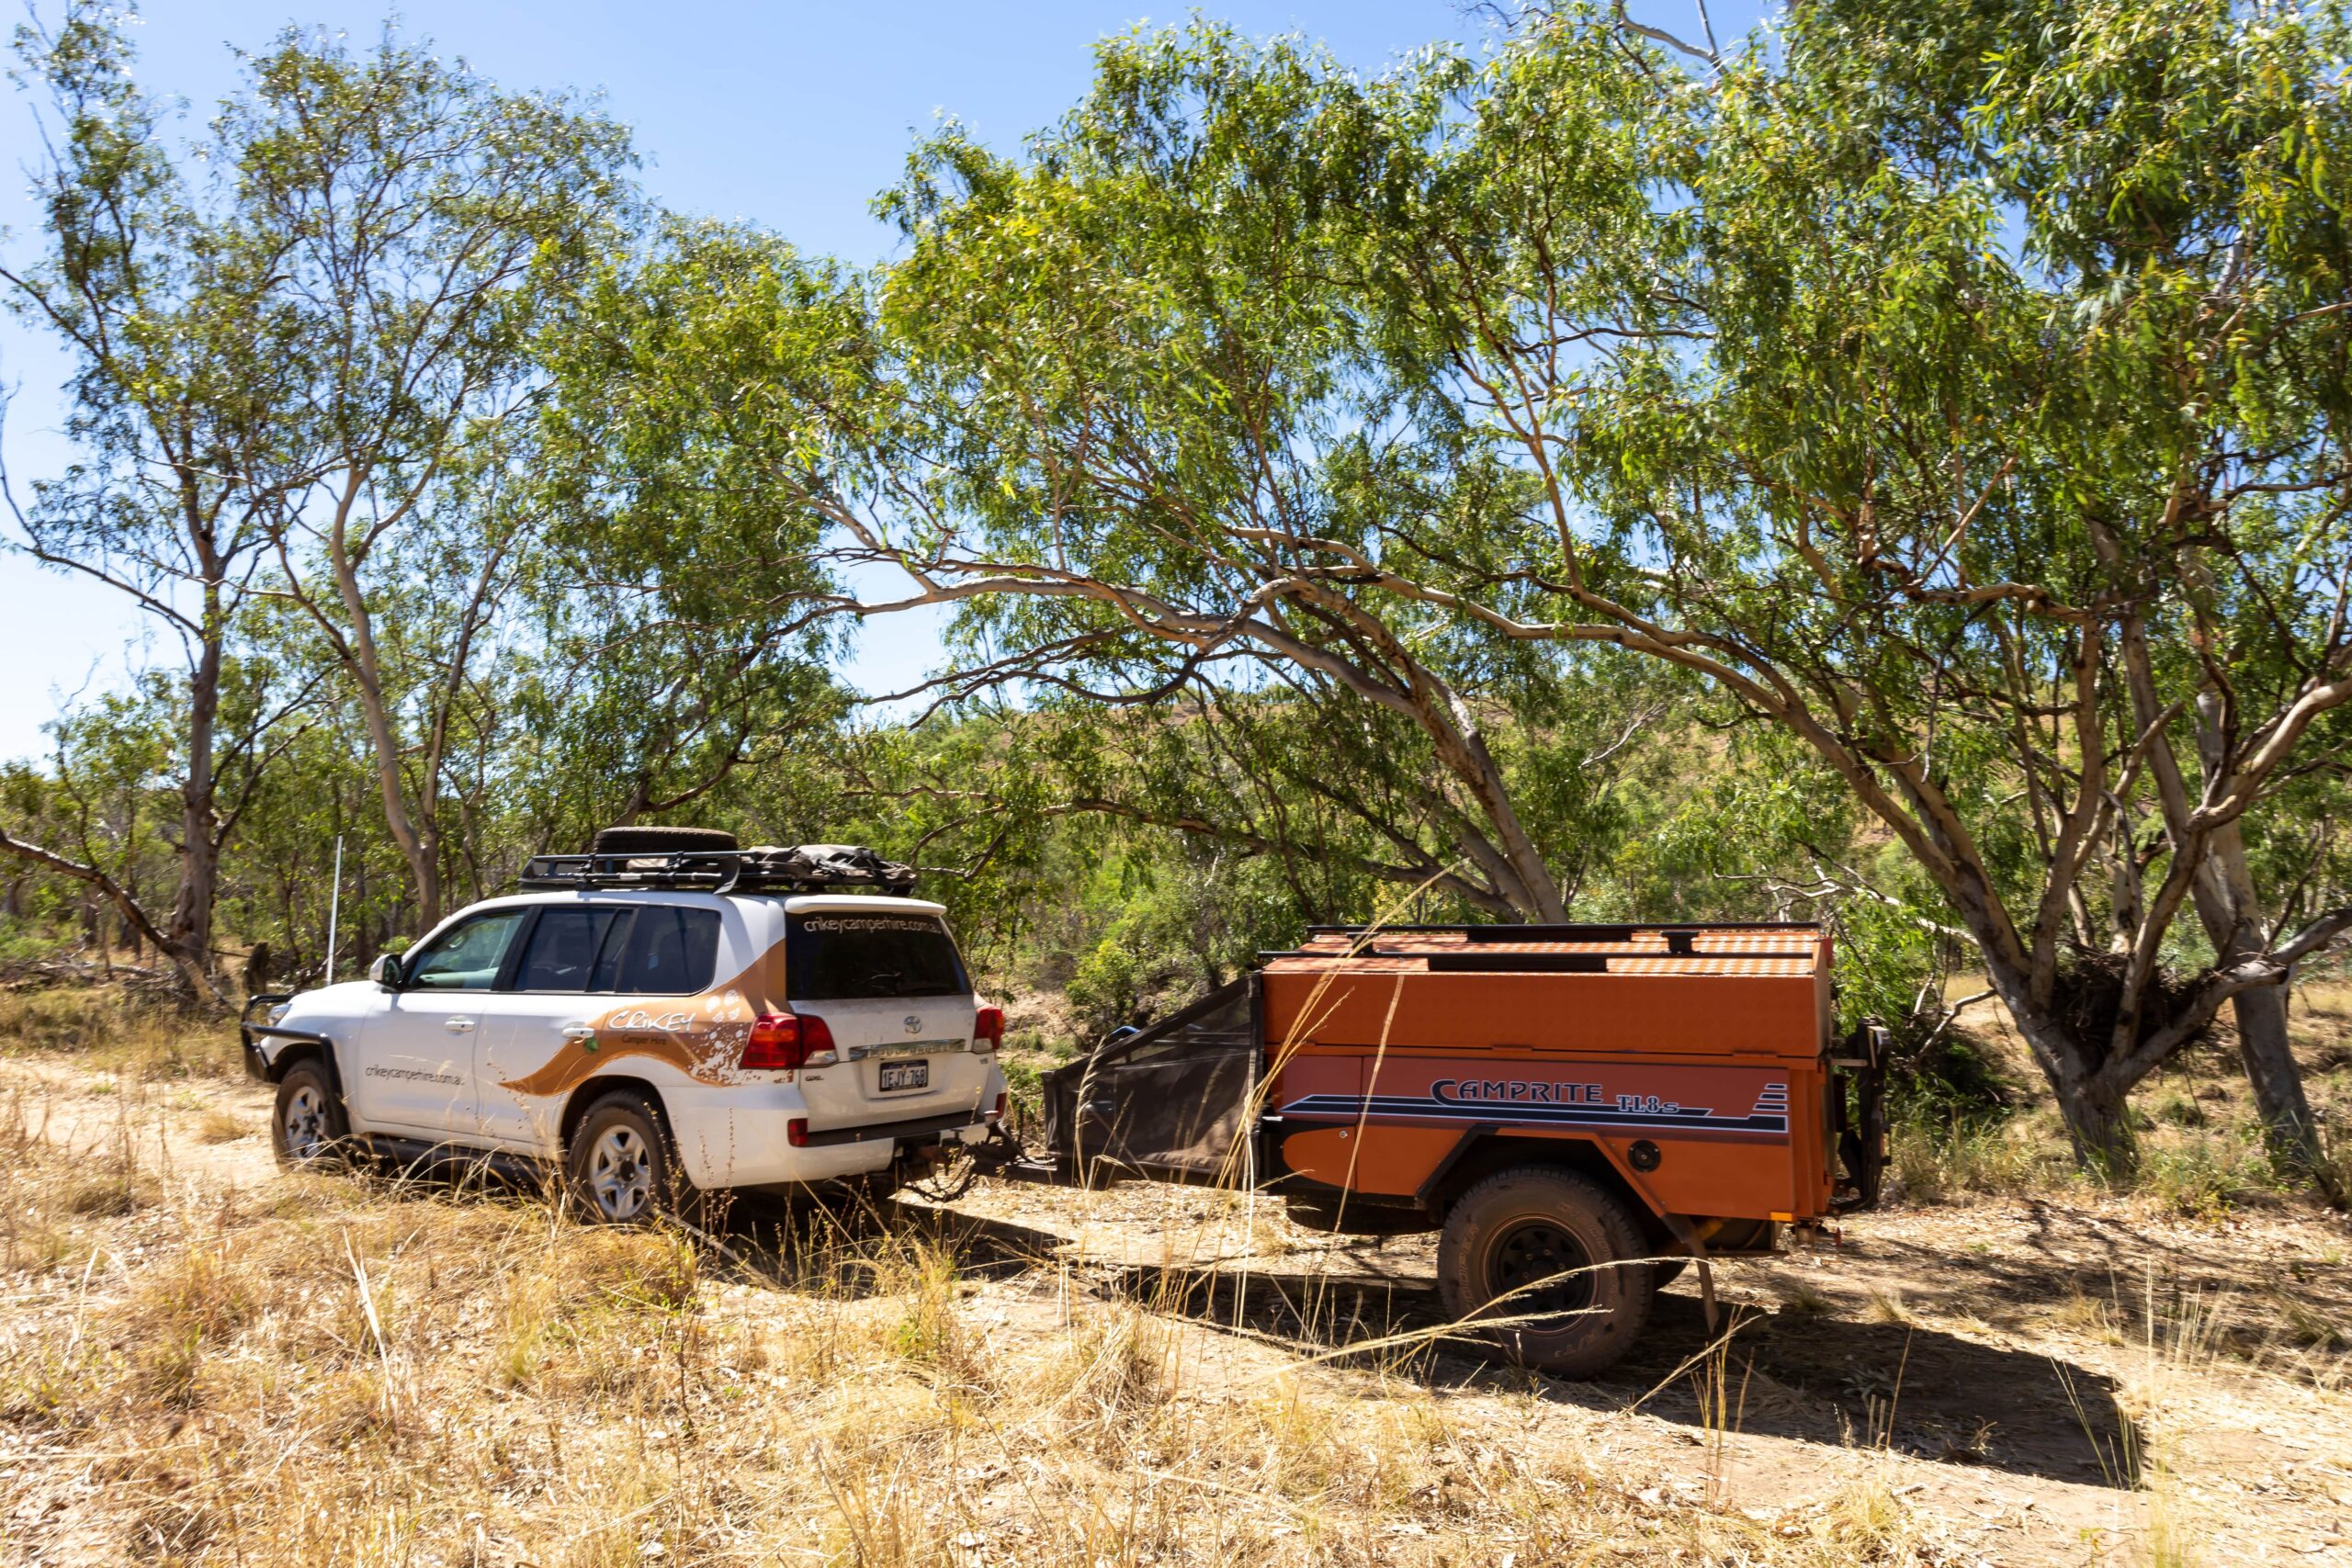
[903,1015,922,1036]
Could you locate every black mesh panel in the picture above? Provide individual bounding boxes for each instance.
[1044,979,1258,1183]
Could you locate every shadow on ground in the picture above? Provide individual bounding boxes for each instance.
[367,1168,2141,1492]
[1104,1254,2137,1489]
[788,1200,2142,1491]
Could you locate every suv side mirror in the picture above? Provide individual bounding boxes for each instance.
[368,952,405,990]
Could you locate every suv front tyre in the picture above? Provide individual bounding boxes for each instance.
[566,1091,697,1225]
[272,1058,352,1171]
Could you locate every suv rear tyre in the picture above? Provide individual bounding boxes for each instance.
[272,1059,351,1171]
[1438,1167,1652,1378]
[566,1092,696,1224]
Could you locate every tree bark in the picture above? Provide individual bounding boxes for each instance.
[2197,820,2322,1172]
[2099,581,2321,1176]
[2176,676,2324,1173]
[2053,1069,2135,1176]
[1972,946,2141,1171]
[323,480,445,931]
[168,609,223,982]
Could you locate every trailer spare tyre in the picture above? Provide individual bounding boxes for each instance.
[1437,1166,1653,1378]
[591,826,740,855]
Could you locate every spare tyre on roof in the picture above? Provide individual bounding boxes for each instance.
[591,826,740,855]
[518,837,916,895]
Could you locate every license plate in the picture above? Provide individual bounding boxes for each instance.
[878,1060,929,1092]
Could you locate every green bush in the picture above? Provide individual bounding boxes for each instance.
[1066,938,1144,1038]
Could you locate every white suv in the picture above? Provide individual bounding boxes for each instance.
[241,834,1009,1221]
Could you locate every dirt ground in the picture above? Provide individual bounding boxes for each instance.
[0,1028,2347,1564]
[941,1174,2352,1564]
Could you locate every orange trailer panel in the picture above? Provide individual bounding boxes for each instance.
[1258,924,1843,1224]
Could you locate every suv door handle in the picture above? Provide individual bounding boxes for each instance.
[443,1017,476,1034]
[560,1025,596,1041]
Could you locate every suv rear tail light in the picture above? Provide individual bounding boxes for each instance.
[786,1116,808,1147]
[988,1091,1007,1122]
[741,1012,837,1071]
[974,1005,1004,1051]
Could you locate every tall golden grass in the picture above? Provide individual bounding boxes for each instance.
[0,1061,1949,1565]
[6,968,2344,1562]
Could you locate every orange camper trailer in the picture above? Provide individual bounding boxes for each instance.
[1027,922,1886,1376]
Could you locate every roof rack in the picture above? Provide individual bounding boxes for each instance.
[517,843,919,897]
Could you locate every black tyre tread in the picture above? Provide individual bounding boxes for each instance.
[1437,1166,1652,1378]
[590,826,738,855]
[270,1058,352,1172]
[564,1089,702,1224]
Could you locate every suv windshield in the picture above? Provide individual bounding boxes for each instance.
[787,911,969,1000]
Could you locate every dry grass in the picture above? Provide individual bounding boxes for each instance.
[2098,1282,2239,1568]
[0,1076,1960,1567]
[1891,979,2352,1221]
[195,1103,249,1144]
[1889,1109,2075,1202]
[6,991,2350,1564]
[0,984,239,1077]
[1775,1279,1838,1316]
[1862,1289,1913,1325]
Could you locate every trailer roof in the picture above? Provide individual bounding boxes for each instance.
[1263,922,1825,979]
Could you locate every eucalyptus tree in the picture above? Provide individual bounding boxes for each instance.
[220,23,635,929]
[528,219,854,845]
[793,34,1683,926]
[2,9,634,946]
[1362,0,2352,1167]
[0,3,315,999]
[793,6,2350,1168]
[1847,0,2352,1175]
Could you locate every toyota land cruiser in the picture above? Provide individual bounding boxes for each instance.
[241,830,1008,1222]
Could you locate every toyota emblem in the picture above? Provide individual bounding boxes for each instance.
[903,1014,922,1036]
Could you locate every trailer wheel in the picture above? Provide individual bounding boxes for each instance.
[1651,1258,1689,1292]
[1438,1167,1652,1378]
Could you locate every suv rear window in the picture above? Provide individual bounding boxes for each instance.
[787,912,969,1000]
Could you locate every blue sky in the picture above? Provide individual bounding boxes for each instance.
[0,1,1760,761]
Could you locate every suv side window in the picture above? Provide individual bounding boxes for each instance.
[514,908,630,993]
[506,904,721,995]
[406,909,528,990]
[616,907,720,995]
